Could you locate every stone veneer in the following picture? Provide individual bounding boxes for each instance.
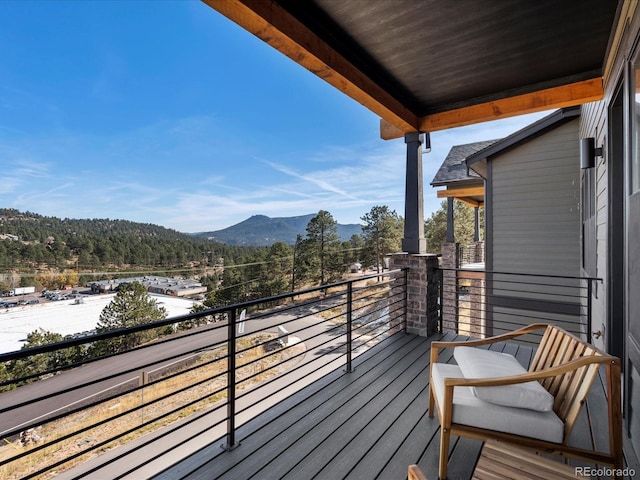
[388,252,440,337]
[440,243,459,333]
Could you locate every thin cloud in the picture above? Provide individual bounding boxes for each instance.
[263,160,361,201]
[12,159,52,178]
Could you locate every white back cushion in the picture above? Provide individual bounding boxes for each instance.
[454,346,554,412]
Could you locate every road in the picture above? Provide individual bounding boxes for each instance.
[0,304,346,438]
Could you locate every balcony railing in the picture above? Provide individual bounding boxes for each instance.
[437,267,601,344]
[457,242,485,267]
[0,269,407,480]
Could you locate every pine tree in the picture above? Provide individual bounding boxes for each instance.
[424,200,484,252]
[361,206,403,272]
[304,211,344,285]
[91,282,167,355]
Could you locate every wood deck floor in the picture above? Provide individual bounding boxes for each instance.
[149,330,620,480]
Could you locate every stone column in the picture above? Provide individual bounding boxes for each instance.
[389,253,439,337]
[468,275,486,337]
[474,240,485,263]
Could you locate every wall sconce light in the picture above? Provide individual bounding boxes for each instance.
[580,137,602,169]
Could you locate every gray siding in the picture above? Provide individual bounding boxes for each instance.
[580,7,640,464]
[490,119,581,276]
[580,101,607,350]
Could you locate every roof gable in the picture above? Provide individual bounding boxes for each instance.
[466,107,581,177]
[431,140,500,186]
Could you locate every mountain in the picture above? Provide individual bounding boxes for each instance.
[195,214,362,246]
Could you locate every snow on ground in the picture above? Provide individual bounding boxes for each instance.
[0,294,197,354]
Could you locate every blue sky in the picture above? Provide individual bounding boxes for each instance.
[0,1,550,233]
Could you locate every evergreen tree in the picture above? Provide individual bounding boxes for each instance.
[291,234,310,291]
[4,331,84,388]
[181,303,214,329]
[361,206,403,272]
[341,234,363,269]
[305,210,344,285]
[424,200,484,252]
[260,241,293,297]
[91,282,167,355]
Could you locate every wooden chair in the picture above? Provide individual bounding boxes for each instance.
[408,438,583,479]
[428,323,623,479]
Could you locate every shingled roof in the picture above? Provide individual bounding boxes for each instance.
[431,140,500,186]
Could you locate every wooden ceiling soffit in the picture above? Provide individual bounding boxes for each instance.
[203,0,419,133]
[381,78,604,140]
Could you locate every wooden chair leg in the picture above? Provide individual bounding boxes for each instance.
[438,425,450,479]
[428,383,435,418]
[606,361,624,478]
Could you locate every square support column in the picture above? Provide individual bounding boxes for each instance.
[389,252,439,337]
[402,132,426,253]
[473,205,480,242]
[446,196,455,243]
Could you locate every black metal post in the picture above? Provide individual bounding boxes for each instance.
[403,268,409,333]
[446,197,455,243]
[223,308,238,450]
[346,282,353,373]
[587,280,593,343]
[473,206,480,242]
[438,268,444,333]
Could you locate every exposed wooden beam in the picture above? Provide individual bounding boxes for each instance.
[381,78,603,139]
[203,0,419,133]
[380,119,407,141]
[457,198,483,208]
[422,78,603,132]
[436,187,485,199]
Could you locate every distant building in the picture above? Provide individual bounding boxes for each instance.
[88,276,207,297]
[0,233,19,241]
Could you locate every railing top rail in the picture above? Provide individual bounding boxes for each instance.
[437,267,602,283]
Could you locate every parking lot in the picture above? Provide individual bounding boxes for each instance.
[0,291,198,354]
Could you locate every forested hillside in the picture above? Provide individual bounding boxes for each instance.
[0,209,257,279]
[0,204,478,299]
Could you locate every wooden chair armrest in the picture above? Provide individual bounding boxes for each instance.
[442,355,613,389]
[430,324,549,368]
[432,323,548,351]
[408,464,427,480]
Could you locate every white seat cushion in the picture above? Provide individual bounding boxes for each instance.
[431,363,564,443]
[454,346,554,412]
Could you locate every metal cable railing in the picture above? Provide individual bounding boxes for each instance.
[0,269,407,479]
[437,267,602,345]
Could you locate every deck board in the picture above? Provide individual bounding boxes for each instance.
[282,347,429,479]
[148,330,614,480]
[162,332,437,480]
[270,339,429,479]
